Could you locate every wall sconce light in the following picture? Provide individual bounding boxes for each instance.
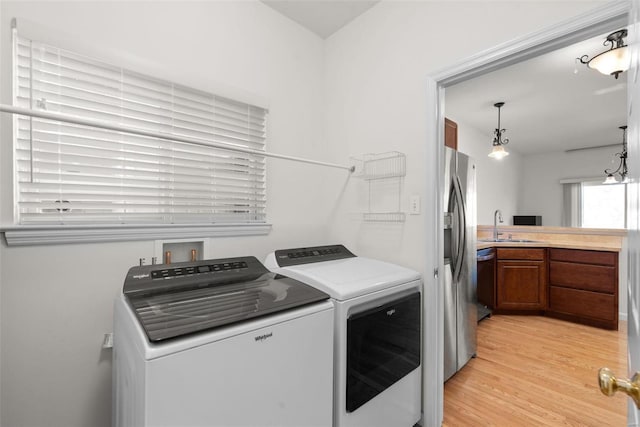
[577,29,630,80]
[489,102,509,159]
[604,125,628,184]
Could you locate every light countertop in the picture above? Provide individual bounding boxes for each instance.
[476,225,625,252]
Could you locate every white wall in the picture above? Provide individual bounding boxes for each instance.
[454,119,522,226]
[0,2,335,426]
[519,147,623,226]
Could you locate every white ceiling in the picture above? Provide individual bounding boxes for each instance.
[261,0,379,38]
[445,31,628,156]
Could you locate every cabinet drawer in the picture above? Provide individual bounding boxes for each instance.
[549,261,616,293]
[549,286,616,322]
[497,248,545,261]
[549,248,617,266]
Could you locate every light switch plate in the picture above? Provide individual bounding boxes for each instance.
[410,194,420,215]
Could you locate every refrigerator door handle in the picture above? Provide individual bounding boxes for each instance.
[452,174,467,283]
[447,181,459,274]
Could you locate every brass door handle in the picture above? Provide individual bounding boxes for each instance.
[598,367,640,409]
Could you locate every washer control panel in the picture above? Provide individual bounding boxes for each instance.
[274,244,356,267]
[150,261,248,279]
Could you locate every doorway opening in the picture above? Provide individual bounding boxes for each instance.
[423,2,634,426]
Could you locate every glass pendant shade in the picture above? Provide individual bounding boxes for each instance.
[588,46,630,77]
[488,144,509,159]
[578,29,630,79]
[603,174,618,184]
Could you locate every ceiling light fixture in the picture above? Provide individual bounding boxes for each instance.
[604,125,628,184]
[489,102,509,159]
[577,29,630,79]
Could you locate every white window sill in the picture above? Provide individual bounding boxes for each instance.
[1,223,272,246]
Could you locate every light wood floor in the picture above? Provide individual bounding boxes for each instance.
[443,315,628,426]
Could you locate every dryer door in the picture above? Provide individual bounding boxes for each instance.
[346,292,421,412]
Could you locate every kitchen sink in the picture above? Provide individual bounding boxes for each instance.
[478,238,540,243]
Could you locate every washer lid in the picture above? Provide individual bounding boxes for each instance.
[273,257,421,301]
[123,257,329,342]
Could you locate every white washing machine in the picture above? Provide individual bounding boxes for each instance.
[113,256,334,427]
[265,245,422,427]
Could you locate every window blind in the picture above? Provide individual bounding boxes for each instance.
[13,34,267,226]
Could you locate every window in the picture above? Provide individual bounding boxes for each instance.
[581,181,626,229]
[12,31,267,228]
[561,179,627,229]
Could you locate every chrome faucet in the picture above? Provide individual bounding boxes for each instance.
[493,209,504,240]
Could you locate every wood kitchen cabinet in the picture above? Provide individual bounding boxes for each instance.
[547,248,618,330]
[496,248,547,311]
[444,118,458,150]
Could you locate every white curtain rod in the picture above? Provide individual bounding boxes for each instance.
[0,104,355,172]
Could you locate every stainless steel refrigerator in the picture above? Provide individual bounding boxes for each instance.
[443,147,477,382]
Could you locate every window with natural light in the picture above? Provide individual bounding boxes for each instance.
[581,181,626,229]
[13,30,267,228]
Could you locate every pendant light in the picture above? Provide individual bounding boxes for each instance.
[489,102,509,159]
[577,29,630,80]
[603,125,628,184]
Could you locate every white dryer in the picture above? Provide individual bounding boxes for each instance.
[113,256,334,427]
[265,245,422,427]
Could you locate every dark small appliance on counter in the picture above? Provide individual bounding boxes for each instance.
[513,215,542,226]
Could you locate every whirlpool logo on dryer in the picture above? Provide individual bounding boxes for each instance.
[254,332,273,342]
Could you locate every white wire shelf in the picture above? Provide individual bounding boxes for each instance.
[352,151,406,223]
[352,151,406,180]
